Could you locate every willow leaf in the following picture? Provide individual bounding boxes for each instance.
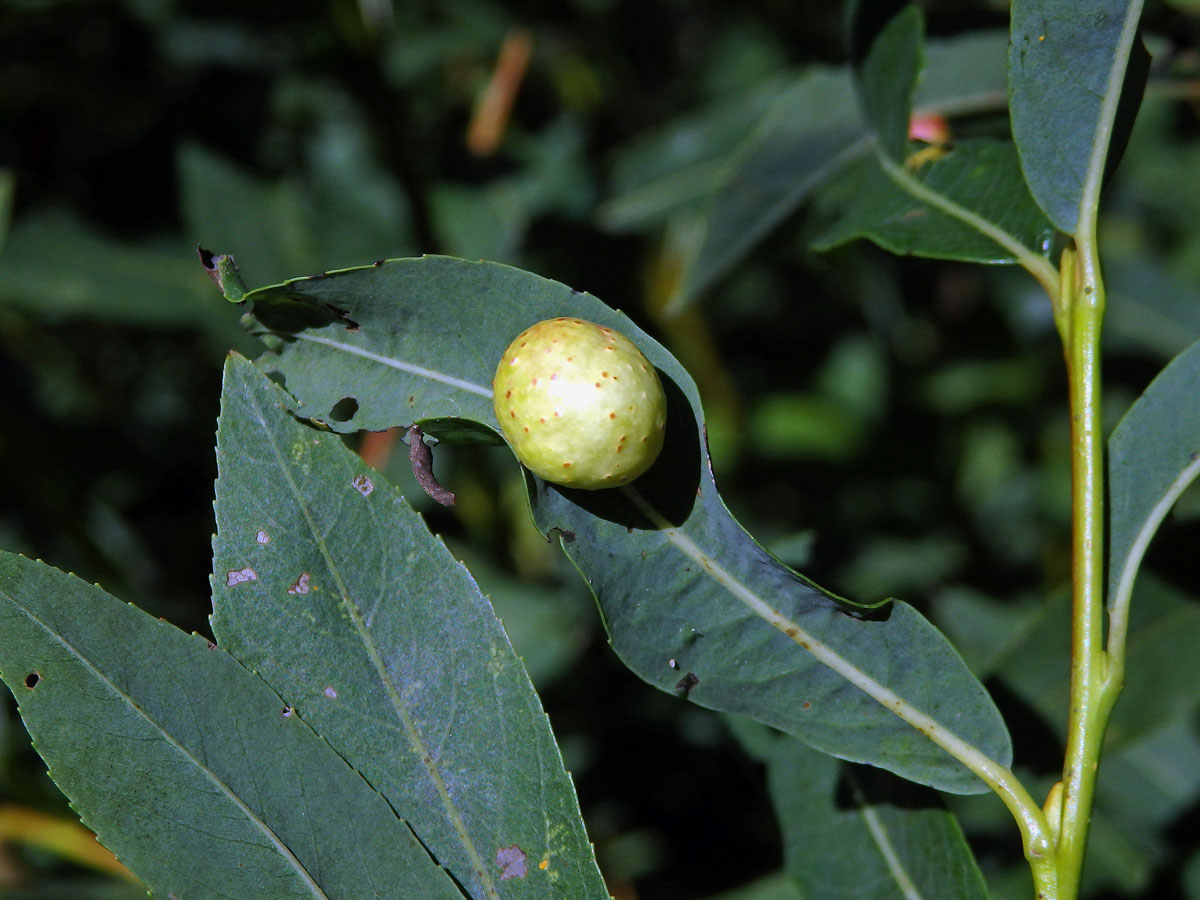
[0,552,462,900]
[211,352,607,900]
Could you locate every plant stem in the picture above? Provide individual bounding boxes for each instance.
[1052,244,1110,900]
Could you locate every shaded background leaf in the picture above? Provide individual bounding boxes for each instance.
[852,4,924,161]
[733,717,989,900]
[0,552,464,900]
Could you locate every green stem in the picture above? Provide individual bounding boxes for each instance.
[1052,244,1111,900]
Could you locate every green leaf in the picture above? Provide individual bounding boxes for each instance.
[853,4,924,161]
[1108,338,1200,609]
[736,719,988,900]
[210,352,607,900]
[0,551,464,900]
[0,209,232,334]
[813,138,1056,265]
[1008,0,1148,234]
[1107,257,1200,359]
[990,576,1200,750]
[598,76,795,233]
[179,141,413,290]
[670,69,863,308]
[1087,718,1200,893]
[234,256,1013,794]
[0,168,14,253]
[699,873,801,900]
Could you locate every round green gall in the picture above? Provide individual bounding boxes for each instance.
[493,317,667,490]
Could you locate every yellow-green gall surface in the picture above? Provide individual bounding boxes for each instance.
[493,317,667,489]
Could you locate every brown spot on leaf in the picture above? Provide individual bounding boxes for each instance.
[675,672,699,697]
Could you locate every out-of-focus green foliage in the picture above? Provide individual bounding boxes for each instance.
[1,1,1199,898]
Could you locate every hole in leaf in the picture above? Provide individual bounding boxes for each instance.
[24,672,40,689]
[329,397,359,423]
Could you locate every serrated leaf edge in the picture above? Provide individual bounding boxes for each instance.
[2,584,333,900]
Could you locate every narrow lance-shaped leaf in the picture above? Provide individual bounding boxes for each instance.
[229,256,1012,794]
[1009,0,1149,234]
[1107,338,1200,611]
[0,551,464,900]
[210,353,608,900]
[852,4,924,161]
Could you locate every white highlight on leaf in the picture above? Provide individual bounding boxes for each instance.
[323,686,338,699]
[352,474,374,496]
[294,333,494,398]
[256,531,270,544]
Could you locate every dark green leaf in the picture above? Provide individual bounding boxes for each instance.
[736,719,988,900]
[673,69,864,309]
[0,551,463,900]
[1084,718,1200,895]
[813,138,1056,264]
[0,209,232,334]
[179,141,413,289]
[210,353,607,900]
[699,872,801,900]
[599,77,793,232]
[854,5,924,161]
[990,577,1200,749]
[1108,338,1200,606]
[1107,258,1200,358]
[234,256,1013,794]
[1009,0,1147,233]
[0,168,14,252]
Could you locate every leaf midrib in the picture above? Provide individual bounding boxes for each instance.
[241,380,500,900]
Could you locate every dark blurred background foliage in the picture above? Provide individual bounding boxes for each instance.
[2,0,1200,897]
